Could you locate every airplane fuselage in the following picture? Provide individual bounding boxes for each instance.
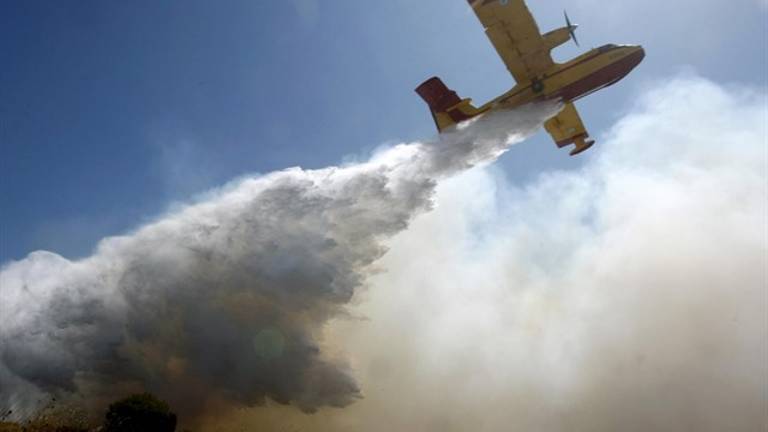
[416,1,645,155]
[478,44,646,113]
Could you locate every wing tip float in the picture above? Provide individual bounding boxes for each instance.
[418,0,645,156]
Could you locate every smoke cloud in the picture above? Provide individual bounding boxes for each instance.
[0,101,558,419]
[201,76,767,431]
[2,75,766,432]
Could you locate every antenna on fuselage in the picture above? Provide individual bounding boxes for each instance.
[564,10,580,47]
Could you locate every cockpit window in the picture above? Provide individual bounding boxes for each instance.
[598,44,618,53]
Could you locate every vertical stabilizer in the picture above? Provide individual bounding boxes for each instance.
[415,77,480,132]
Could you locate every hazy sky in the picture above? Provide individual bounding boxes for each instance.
[1,0,766,261]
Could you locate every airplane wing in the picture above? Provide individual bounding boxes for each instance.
[544,103,594,155]
[468,0,596,155]
[468,0,555,85]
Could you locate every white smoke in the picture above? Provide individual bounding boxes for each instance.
[198,76,768,431]
[2,75,766,432]
[0,101,559,420]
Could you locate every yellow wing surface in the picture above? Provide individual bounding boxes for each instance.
[468,0,554,85]
[468,0,594,154]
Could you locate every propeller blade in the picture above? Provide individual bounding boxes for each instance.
[564,10,580,47]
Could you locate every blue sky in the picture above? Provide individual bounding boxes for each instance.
[1,0,766,263]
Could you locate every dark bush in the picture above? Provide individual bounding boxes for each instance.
[103,393,176,432]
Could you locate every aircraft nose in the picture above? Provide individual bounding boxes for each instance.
[628,45,646,68]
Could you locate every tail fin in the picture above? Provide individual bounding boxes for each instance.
[415,77,480,132]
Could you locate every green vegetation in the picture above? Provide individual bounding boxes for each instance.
[0,421,87,432]
[0,423,22,432]
[1,393,178,432]
[0,400,89,432]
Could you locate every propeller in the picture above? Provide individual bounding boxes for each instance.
[564,10,580,47]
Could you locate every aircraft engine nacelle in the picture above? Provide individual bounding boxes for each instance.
[543,27,573,51]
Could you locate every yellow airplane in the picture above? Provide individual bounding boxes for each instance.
[416,0,645,156]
